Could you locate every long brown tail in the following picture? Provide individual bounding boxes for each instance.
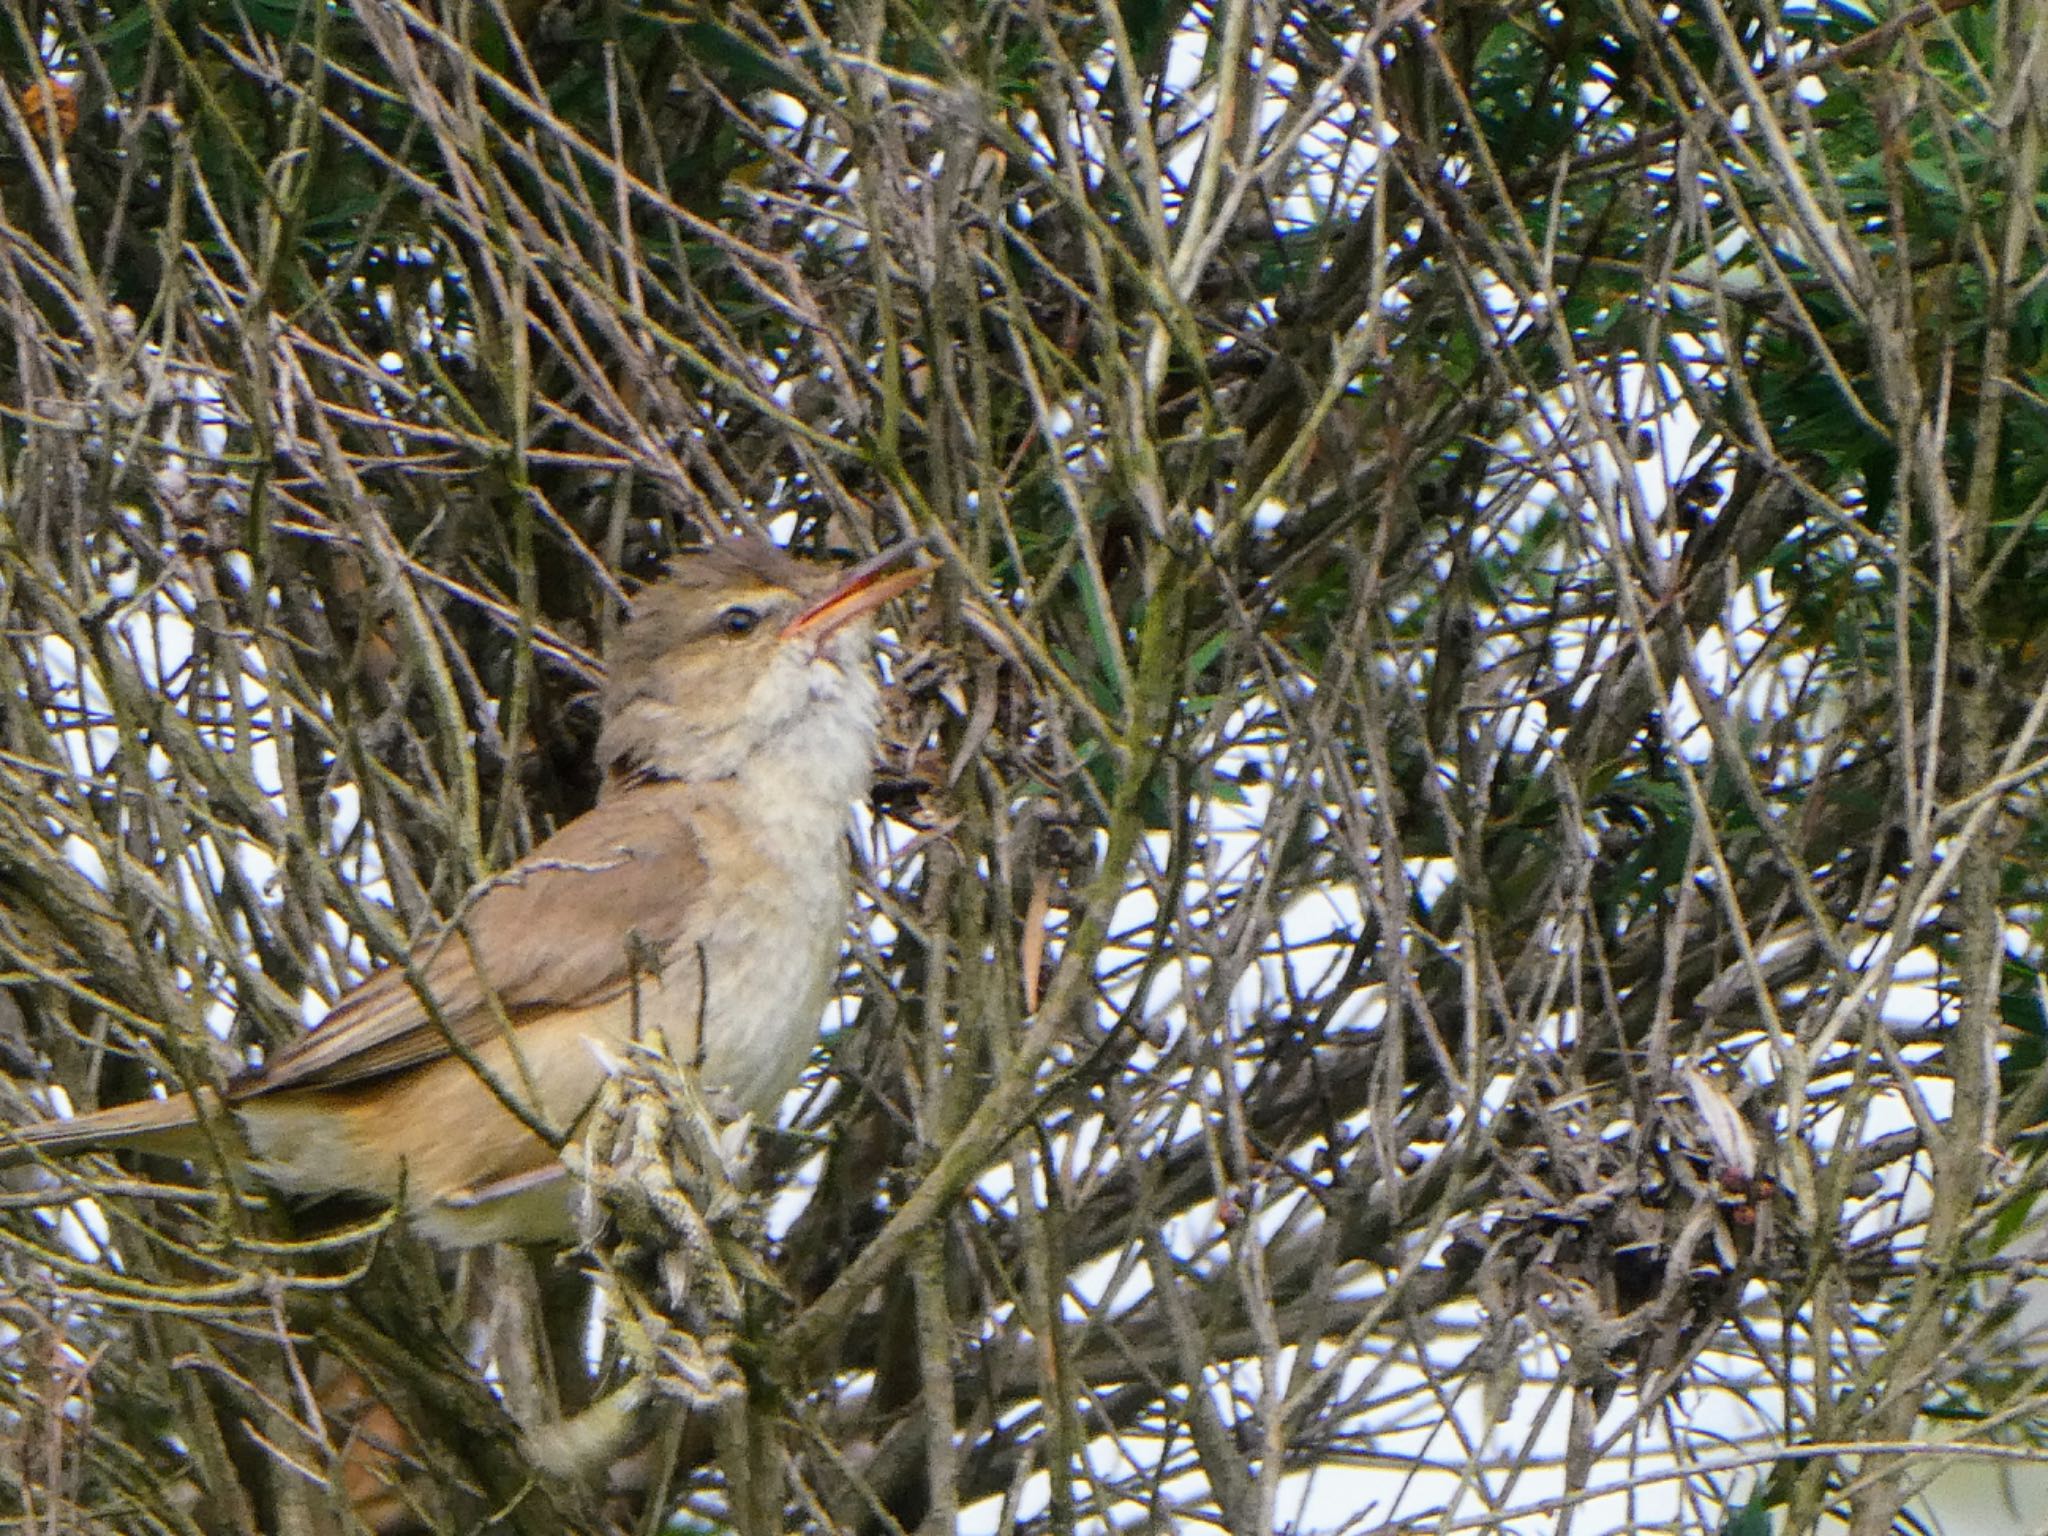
[0,1092,210,1169]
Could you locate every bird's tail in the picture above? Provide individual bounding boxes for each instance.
[0,1092,212,1169]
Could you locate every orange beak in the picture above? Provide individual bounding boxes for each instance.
[782,542,931,643]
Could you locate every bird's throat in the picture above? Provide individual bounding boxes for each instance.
[599,652,881,798]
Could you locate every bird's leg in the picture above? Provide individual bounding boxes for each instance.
[525,1038,767,1483]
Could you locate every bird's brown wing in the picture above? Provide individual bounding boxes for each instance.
[236,782,707,1097]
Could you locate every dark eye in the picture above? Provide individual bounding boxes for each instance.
[719,606,761,637]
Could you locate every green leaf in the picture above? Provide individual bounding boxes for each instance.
[239,0,312,41]
[1473,22,1522,74]
[1185,629,1228,680]
[1119,0,1194,72]
[1721,1493,1773,1536]
[677,22,797,96]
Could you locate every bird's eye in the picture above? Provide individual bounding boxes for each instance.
[719,606,761,637]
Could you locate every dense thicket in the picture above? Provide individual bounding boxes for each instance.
[2,3,2045,1533]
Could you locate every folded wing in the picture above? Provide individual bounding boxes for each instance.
[235,782,707,1097]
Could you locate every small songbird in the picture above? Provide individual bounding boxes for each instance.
[2,536,928,1245]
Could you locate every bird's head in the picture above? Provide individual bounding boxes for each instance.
[597,536,928,788]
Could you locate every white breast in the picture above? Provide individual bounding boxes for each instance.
[686,790,850,1114]
[646,657,877,1116]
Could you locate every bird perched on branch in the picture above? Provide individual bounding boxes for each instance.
[2,536,929,1245]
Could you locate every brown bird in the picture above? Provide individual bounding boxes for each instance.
[2,536,928,1245]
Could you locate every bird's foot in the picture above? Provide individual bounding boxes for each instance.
[560,1033,772,1484]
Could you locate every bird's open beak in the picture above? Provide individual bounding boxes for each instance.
[783,542,932,643]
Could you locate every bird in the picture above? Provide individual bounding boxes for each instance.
[1,535,929,1246]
